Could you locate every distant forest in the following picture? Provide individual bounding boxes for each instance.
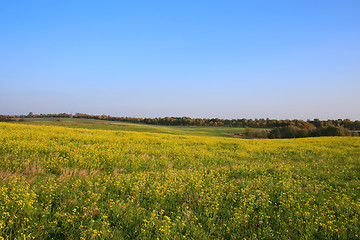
[2,112,360,129]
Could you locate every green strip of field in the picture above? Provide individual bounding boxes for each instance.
[17,117,254,137]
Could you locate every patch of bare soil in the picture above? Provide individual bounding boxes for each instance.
[224,132,245,138]
[108,123,129,126]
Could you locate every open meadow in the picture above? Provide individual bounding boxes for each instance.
[0,121,359,239]
[18,118,251,138]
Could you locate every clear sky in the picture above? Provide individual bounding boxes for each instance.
[1,0,360,120]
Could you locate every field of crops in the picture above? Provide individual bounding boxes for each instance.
[0,122,359,239]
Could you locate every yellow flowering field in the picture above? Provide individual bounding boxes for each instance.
[0,122,359,239]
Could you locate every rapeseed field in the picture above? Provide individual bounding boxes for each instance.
[0,122,359,239]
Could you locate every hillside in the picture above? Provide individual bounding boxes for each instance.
[0,122,359,239]
[15,117,252,138]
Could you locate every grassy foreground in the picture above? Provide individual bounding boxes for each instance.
[0,123,359,239]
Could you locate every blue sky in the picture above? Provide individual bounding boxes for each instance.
[1,0,359,119]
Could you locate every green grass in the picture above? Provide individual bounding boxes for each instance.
[18,117,252,137]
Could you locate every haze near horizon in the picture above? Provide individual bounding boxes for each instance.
[1,1,359,120]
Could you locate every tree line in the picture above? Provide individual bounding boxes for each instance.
[2,112,360,131]
[244,124,359,139]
